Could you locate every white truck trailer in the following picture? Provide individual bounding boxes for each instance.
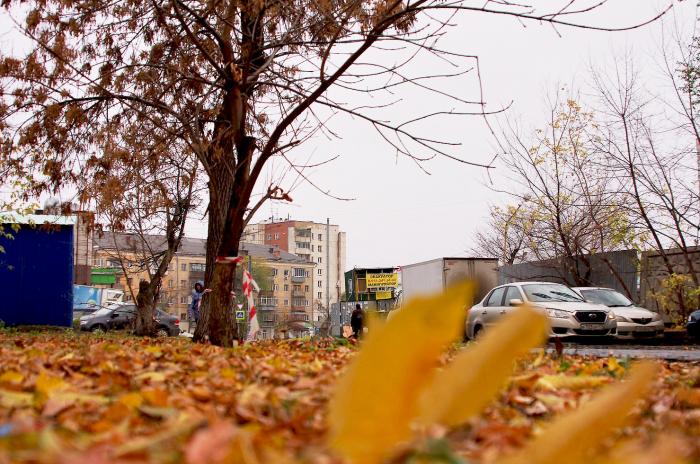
[400,257,498,306]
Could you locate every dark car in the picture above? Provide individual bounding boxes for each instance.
[687,310,700,339]
[79,304,180,336]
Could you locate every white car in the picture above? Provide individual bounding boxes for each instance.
[573,287,664,339]
[466,282,616,339]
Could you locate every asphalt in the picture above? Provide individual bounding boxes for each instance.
[545,336,700,361]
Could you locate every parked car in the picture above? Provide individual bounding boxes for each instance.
[687,310,700,339]
[466,282,616,339]
[79,304,180,336]
[573,287,664,339]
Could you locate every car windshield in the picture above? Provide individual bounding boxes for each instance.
[580,289,633,307]
[522,284,583,302]
[92,308,113,317]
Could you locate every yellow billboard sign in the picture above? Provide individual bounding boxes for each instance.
[375,291,393,300]
[366,273,398,288]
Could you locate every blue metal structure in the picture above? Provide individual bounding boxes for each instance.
[0,215,74,327]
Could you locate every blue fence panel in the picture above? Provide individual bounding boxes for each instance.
[0,224,74,326]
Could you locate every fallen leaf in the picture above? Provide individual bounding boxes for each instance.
[328,282,473,464]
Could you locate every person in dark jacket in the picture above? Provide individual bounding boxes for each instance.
[350,303,365,339]
[188,281,204,331]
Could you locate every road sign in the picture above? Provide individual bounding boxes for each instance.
[235,310,245,321]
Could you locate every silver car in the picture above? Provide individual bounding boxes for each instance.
[466,282,616,339]
[573,287,664,339]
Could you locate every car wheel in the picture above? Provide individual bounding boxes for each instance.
[473,324,483,339]
[91,324,107,333]
[156,327,169,338]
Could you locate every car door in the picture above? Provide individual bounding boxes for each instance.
[502,286,523,314]
[482,287,507,328]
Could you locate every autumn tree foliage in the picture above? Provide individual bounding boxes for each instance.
[0,0,671,346]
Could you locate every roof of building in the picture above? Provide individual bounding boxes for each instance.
[0,212,76,226]
[95,232,313,265]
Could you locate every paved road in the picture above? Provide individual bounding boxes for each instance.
[546,345,700,361]
[543,337,700,361]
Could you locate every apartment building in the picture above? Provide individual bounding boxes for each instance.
[93,233,316,337]
[243,219,347,322]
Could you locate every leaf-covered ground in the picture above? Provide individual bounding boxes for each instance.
[0,331,698,463]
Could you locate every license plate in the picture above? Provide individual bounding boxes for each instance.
[635,326,655,332]
[579,323,603,330]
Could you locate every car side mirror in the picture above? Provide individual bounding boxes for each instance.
[509,298,523,306]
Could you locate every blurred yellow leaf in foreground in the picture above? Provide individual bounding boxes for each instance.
[328,281,473,464]
[418,304,548,427]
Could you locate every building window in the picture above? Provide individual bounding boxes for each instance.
[259,297,278,306]
[296,242,310,249]
[125,294,132,301]
[181,263,186,271]
[311,245,315,252]
[284,284,289,291]
[305,299,310,306]
[190,263,205,272]
[293,268,305,277]
[284,299,289,306]
[305,285,309,292]
[294,285,301,291]
[318,245,322,253]
[318,234,322,240]
[180,296,188,304]
[168,263,174,271]
[180,279,187,288]
[292,297,306,307]
[317,269,322,275]
[318,316,322,321]
[305,270,310,277]
[317,257,322,263]
[274,284,279,291]
[274,233,279,240]
[272,269,278,276]
[318,292,322,299]
[181,313,187,320]
[266,234,272,240]
[168,279,174,289]
[283,270,289,276]
[318,280,322,287]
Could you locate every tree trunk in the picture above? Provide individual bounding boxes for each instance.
[135,280,156,336]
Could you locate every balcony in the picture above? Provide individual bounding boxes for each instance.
[291,275,306,284]
[291,289,306,298]
[289,312,309,322]
[294,228,312,239]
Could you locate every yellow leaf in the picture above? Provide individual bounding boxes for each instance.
[118,392,144,409]
[328,282,473,464]
[221,367,236,379]
[0,389,33,408]
[135,371,166,383]
[0,370,24,385]
[502,362,658,464]
[536,375,610,391]
[35,372,67,395]
[417,305,548,427]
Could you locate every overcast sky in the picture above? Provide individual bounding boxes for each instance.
[1,1,697,270]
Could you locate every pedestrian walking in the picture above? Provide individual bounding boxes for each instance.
[350,303,365,340]
[188,281,204,332]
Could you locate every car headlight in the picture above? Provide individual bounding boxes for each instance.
[80,320,87,325]
[546,308,569,319]
[608,311,616,320]
[616,315,631,323]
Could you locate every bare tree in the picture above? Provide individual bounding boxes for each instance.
[0,0,672,346]
[90,139,201,335]
[495,95,638,291]
[590,53,699,318]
